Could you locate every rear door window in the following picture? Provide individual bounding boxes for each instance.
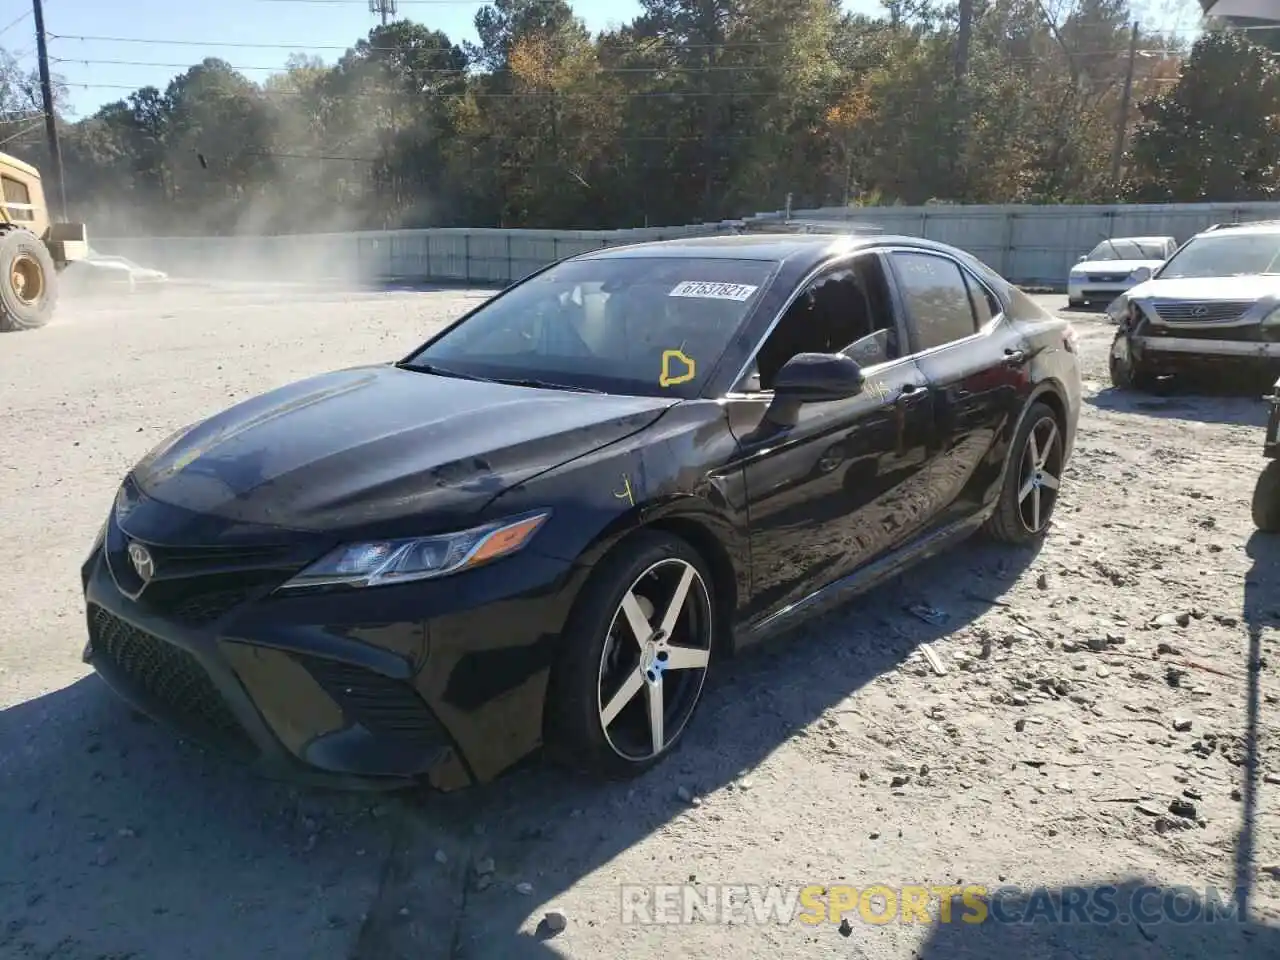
[890,251,980,352]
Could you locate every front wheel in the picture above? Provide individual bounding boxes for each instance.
[1108,331,1158,391]
[1253,460,1280,532]
[0,229,57,331]
[984,401,1066,545]
[545,531,716,780]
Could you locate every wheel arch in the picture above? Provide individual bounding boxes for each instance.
[565,495,743,658]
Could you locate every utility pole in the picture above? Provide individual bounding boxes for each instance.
[31,0,66,220]
[955,0,974,83]
[369,0,396,26]
[1111,20,1140,185]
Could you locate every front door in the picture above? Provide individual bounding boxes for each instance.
[724,252,935,626]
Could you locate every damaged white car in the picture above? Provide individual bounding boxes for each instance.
[1067,236,1177,309]
[1106,221,1280,391]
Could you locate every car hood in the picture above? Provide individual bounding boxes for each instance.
[1126,274,1280,302]
[1071,259,1161,274]
[132,364,677,534]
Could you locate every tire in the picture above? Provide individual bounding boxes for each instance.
[1108,331,1158,391]
[1253,461,1280,532]
[0,229,57,332]
[545,530,716,780]
[983,401,1066,545]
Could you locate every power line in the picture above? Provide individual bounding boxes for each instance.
[58,52,1175,75]
[55,80,849,99]
[0,116,46,147]
[256,0,553,4]
[48,31,824,52]
[0,9,30,37]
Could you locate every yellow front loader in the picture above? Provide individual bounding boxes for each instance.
[0,150,88,332]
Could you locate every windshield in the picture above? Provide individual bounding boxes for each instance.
[404,256,776,398]
[1155,232,1280,280]
[1086,239,1167,261]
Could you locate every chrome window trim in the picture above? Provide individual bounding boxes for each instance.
[724,249,908,393]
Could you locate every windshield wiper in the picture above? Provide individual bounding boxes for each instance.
[395,361,494,382]
[487,376,603,393]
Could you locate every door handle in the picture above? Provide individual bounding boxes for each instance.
[895,383,923,402]
[1003,349,1027,365]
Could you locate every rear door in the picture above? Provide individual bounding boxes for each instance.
[883,248,1034,530]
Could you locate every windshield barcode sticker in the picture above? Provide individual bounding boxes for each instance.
[669,281,758,301]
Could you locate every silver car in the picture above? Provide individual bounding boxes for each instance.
[1107,221,1280,390]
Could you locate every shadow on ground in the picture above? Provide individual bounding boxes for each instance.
[1087,382,1270,428]
[917,879,1279,960]
[1,535,1041,959]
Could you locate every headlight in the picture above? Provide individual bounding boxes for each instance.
[1263,306,1280,327]
[278,511,550,591]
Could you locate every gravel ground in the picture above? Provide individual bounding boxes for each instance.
[0,286,1277,960]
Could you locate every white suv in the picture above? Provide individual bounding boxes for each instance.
[1107,221,1280,390]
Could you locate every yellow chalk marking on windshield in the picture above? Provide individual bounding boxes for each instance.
[659,349,696,388]
[614,473,635,506]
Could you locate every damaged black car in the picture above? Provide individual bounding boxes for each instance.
[81,234,1082,790]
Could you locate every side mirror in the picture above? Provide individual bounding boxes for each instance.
[774,352,866,402]
[1077,255,1088,263]
[764,352,864,428]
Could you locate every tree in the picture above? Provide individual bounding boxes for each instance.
[1125,31,1280,201]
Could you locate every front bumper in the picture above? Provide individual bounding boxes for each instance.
[1068,279,1130,303]
[1130,335,1280,377]
[81,505,584,790]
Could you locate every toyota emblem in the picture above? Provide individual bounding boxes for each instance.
[128,542,156,582]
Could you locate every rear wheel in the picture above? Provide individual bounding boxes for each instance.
[1253,461,1280,532]
[545,531,715,780]
[984,401,1065,545]
[0,229,57,332]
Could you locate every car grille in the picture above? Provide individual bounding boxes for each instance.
[88,605,255,756]
[1149,300,1255,323]
[1087,274,1128,283]
[293,653,447,748]
[105,519,305,626]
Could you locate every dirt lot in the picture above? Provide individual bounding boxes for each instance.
[1,286,1277,960]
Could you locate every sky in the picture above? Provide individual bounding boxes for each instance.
[3,0,1199,119]
[4,0,883,117]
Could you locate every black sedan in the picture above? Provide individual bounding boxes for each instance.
[81,234,1082,791]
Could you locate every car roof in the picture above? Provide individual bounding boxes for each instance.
[1090,236,1172,244]
[1198,221,1280,236]
[575,232,977,274]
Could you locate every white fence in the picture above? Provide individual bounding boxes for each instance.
[93,201,1280,288]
